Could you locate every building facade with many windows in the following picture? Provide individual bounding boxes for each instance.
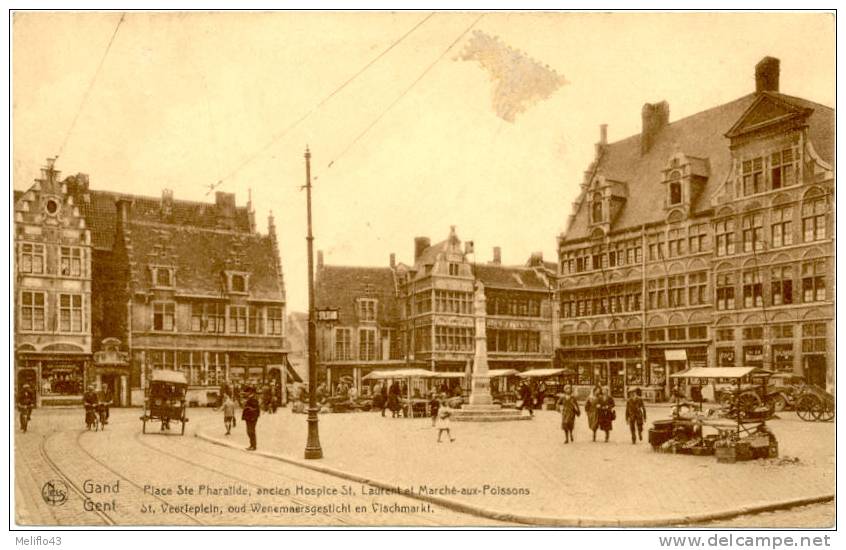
[556,57,834,399]
[15,168,290,406]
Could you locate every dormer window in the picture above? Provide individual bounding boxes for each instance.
[150,266,175,288]
[225,271,250,294]
[358,298,377,322]
[668,171,682,205]
[591,192,603,223]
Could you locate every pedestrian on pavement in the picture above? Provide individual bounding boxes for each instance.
[217,393,236,435]
[242,386,261,451]
[585,386,601,441]
[17,383,35,432]
[557,385,580,443]
[597,386,616,442]
[429,391,441,427]
[378,382,388,416]
[537,380,547,410]
[387,381,401,418]
[625,387,647,444]
[435,408,455,443]
[518,381,534,417]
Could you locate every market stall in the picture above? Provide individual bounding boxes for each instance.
[648,367,779,462]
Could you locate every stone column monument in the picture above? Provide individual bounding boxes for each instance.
[453,281,530,422]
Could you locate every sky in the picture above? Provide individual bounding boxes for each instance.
[12,11,835,313]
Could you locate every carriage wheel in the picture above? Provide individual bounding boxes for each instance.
[796,395,819,422]
[737,392,760,417]
[768,394,787,412]
[815,401,834,422]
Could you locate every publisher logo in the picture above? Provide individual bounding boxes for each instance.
[41,480,68,506]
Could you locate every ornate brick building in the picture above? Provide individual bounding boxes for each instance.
[556,57,834,399]
[15,169,291,406]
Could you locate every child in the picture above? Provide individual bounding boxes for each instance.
[217,394,236,435]
[429,392,441,427]
[436,408,455,443]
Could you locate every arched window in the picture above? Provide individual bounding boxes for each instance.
[591,192,603,223]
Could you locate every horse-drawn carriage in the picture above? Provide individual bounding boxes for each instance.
[140,370,189,434]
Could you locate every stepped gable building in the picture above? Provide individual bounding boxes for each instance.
[401,227,556,374]
[556,57,834,399]
[13,160,93,406]
[14,166,290,406]
[314,251,405,391]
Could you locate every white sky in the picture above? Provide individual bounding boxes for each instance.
[12,12,835,312]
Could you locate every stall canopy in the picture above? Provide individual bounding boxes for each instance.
[488,369,518,378]
[362,368,435,380]
[517,368,566,378]
[670,366,774,379]
[149,369,188,385]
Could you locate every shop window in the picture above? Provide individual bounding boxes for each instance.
[20,243,45,274]
[742,270,763,308]
[773,344,794,372]
[743,345,764,367]
[152,302,175,332]
[61,247,83,277]
[801,260,826,302]
[267,307,283,335]
[577,365,593,385]
[771,206,793,248]
[771,266,793,305]
[716,219,735,256]
[20,291,46,331]
[717,348,735,367]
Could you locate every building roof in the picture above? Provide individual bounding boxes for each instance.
[315,265,401,326]
[564,91,834,241]
[63,175,253,250]
[124,220,284,301]
[475,264,550,292]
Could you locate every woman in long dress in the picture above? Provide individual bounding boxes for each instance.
[558,385,580,444]
[597,386,616,442]
[584,386,601,441]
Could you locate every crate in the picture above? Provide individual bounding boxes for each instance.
[716,442,753,463]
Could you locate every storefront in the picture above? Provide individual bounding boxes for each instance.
[16,352,89,406]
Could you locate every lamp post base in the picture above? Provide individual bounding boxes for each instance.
[304,407,323,459]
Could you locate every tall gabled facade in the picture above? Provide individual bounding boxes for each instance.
[556,57,834,398]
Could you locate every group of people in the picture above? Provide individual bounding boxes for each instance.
[557,385,647,444]
[517,380,549,416]
[217,386,261,450]
[83,384,112,429]
[372,381,403,418]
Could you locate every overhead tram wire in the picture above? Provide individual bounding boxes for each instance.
[56,12,126,160]
[204,11,436,195]
[318,14,485,176]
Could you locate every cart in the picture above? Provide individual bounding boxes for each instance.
[140,370,189,435]
[795,384,835,422]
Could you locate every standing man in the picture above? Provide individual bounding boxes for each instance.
[242,386,261,451]
[625,387,647,444]
[518,381,534,417]
[17,383,35,432]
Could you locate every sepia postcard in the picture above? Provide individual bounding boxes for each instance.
[10,10,836,530]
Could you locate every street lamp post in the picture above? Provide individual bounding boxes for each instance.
[303,146,323,460]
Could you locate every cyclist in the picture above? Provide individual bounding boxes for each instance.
[83,384,99,429]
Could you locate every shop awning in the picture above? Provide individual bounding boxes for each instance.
[362,368,436,380]
[517,368,566,378]
[670,366,775,379]
[664,349,688,361]
[488,369,518,378]
[149,369,188,385]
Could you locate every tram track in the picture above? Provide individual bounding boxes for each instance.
[130,432,359,525]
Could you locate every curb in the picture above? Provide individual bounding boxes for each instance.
[195,430,833,527]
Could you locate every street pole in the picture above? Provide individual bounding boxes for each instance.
[303,146,323,460]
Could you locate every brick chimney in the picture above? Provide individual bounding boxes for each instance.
[115,197,132,237]
[492,246,501,265]
[641,101,669,155]
[755,56,780,93]
[414,237,430,261]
